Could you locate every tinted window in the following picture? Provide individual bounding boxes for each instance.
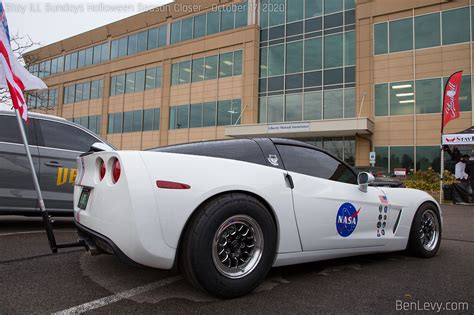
[37,119,97,152]
[154,139,266,166]
[276,144,356,184]
[0,115,36,144]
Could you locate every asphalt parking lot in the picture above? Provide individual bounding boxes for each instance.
[0,205,473,314]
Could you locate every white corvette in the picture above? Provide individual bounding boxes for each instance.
[74,138,442,298]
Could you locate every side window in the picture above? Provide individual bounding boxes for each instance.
[37,119,98,152]
[0,115,36,145]
[276,144,357,184]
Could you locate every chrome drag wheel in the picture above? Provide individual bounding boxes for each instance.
[408,203,442,258]
[212,215,264,279]
[179,193,276,298]
[419,209,440,251]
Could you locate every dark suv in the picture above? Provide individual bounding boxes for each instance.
[0,110,113,216]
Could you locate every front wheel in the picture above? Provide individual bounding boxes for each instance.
[407,203,441,258]
[179,193,277,298]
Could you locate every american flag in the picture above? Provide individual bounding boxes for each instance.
[0,1,46,121]
[379,195,388,204]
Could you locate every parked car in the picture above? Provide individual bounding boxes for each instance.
[356,166,405,188]
[74,138,441,298]
[0,110,113,216]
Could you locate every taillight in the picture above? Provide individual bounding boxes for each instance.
[112,158,121,184]
[99,159,106,181]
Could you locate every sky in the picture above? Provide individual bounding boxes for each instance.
[0,0,172,110]
[5,0,173,51]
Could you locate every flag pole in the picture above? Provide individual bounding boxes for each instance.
[14,109,58,253]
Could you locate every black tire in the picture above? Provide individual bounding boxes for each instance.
[179,193,277,298]
[407,202,442,258]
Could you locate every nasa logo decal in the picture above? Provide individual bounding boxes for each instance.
[336,202,361,237]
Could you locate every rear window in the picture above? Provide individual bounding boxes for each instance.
[37,119,98,152]
[154,139,266,166]
[0,115,36,145]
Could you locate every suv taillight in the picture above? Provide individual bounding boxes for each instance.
[99,159,106,181]
[112,158,121,184]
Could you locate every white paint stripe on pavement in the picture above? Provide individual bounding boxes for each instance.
[0,230,76,237]
[52,276,182,315]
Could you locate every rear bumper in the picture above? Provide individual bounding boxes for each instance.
[75,221,146,268]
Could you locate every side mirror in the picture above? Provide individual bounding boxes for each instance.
[358,172,375,193]
[90,142,114,152]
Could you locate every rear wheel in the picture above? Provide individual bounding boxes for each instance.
[407,203,441,258]
[179,193,277,298]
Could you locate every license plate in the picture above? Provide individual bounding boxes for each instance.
[78,188,91,210]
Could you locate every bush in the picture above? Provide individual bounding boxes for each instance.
[403,169,455,194]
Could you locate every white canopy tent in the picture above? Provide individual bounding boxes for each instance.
[440,126,474,203]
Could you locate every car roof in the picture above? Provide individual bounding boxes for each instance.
[0,109,67,122]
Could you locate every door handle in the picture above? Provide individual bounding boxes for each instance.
[44,161,63,168]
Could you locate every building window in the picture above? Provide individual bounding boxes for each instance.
[170,99,240,129]
[267,95,284,123]
[108,109,159,134]
[63,79,103,104]
[324,0,343,14]
[181,18,193,41]
[135,70,145,92]
[377,146,438,173]
[375,83,389,116]
[389,81,414,116]
[171,50,242,85]
[190,103,203,128]
[376,75,472,116]
[304,37,322,71]
[416,78,442,114]
[344,31,355,66]
[442,7,470,45]
[268,0,285,26]
[111,67,162,95]
[324,33,343,68]
[389,18,413,53]
[268,44,285,76]
[303,91,322,120]
[416,146,440,172]
[219,52,234,78]
[125,72,136,93]
[169,1,247,45]
[323,89,343,119]
[285,93,303,121]
[375,147,389,171]
[204,55,218,80]
[207,11,220,35]
[218,99,241,126]
[87,115,101,134]
[415,13,440,49]
[344,87,355,118]
[179,60,192,84]
[220,6,235,32]
[235,2,248,27]
[194,14,206,38]
[305,0,322,18]
[390,146,414,173]
[375,6,473,55]
[203,101,217,127]
[287,0,304,22]
[286,41,303,74]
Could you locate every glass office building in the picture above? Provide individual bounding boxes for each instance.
[27,0,473,170]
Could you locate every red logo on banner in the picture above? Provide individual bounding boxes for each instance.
[442,71,463,132]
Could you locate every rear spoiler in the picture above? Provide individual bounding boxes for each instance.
[80,142,115,158]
